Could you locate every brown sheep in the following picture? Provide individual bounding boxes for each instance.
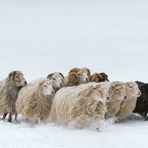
[0,71,27,122]
[65,67,91,86]
[90,72,109,82]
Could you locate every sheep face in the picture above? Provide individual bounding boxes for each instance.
[47,72,65,89]
[87,84,110,102]
[68,67,91,85]
[109,82,127,101]
[41,80,55,96]
[126,82,141,98]
[90,72,109,82]
[95,84,110,102]
[136,82,148,101]
[8,71,27,87]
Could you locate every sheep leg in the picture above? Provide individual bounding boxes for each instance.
[2,113,8,120]
[142,112,148,121]
[8,113,12,122]
[14,113,17,121]
[76,117,85,129]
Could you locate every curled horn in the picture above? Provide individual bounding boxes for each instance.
[90,73,103,82]
[68,72,79,84]
[99,72,109,81]
[68,68,80,85]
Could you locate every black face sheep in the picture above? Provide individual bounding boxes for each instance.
[0,71,27,122]
[133,81,148,120]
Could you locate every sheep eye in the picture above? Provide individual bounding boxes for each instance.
[52,78,56,81]
[15,76,19,79]
[116,89,119,92]
[44,85,47,88]
[129,86,133,88]
[78,74,82,76]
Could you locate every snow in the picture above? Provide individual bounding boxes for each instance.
[0,0,148,147]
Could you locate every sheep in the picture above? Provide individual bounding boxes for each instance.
[105,81,127,120]
[30,72,65,90]
[115,81,141,120]
[65,67,91,86]
[0,71,27,122]
[90,72,109,82]
[133,81,148,120]
[16,79,55,123]
[49,82,109,129]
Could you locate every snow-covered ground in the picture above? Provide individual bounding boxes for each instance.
[0,0,148,148]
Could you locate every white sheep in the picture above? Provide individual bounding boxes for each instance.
[16,79,55,123]
[30,72,65,90]
[105,81,127,119]
[49,82,109,129]
[115,81,141,120]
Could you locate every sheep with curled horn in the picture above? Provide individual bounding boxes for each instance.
[90,72,109,82]
[65,67,91,86]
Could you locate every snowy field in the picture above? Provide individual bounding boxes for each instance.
[0,0,148,148]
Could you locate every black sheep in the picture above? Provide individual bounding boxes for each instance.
[133,81,148,120]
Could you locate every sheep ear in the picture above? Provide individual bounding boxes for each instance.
[47,73,53,79]
[79,86,93,96]
[8,71,16,81]
[68,72,79,84]
[100,72,109,81]
[83,67,91,77]
[135,81,145,88]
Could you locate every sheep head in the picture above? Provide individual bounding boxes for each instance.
[126,82,141,98]
[109,81,127,101]
[47,72,65,89]
[90,72,109,82]
[8,71,27,88]
[68,67,91,85]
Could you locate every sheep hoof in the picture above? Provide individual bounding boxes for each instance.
[7,117,12,122]
[7,119,12,122]
[144,117,148,121]
[96,128,101,132]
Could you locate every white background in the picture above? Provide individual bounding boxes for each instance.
[0,0,148,148]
